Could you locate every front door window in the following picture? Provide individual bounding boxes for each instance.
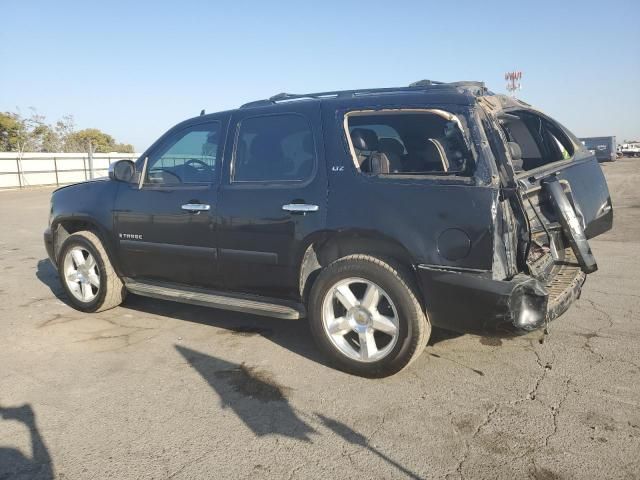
[145,123,221,185]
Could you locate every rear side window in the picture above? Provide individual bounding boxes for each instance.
[233,114,315,182]
[344,110,474,177]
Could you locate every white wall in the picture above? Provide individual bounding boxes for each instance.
[0,152,139,188]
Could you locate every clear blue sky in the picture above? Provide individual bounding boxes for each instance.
[1,0,638,151]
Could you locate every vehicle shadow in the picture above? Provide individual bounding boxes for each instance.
[429,327,464,345]
[176,345,425,478]
[36,259,66,301]
[0,404,54,480]
[127,293,329,366]
[36,257,335,368]
[35,257,464,369]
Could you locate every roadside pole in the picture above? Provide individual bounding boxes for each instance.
[88,142,95,179]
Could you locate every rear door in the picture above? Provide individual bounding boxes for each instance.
[114,117,227,287]
[216,102,327,298]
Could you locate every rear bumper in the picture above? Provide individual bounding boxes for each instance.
[416,257,585,334]
[44,227,56,267]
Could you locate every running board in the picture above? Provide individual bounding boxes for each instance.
[123,278,305,320]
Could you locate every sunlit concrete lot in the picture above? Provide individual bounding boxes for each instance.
[1,159,639,479]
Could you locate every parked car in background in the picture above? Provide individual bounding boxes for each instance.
[44,80,613,377]
[620,142,640,158]
[579,136,617,162]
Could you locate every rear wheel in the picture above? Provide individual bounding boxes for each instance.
[58,231,126,312]
[308,255,430,377]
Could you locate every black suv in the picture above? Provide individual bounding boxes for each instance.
[44,80,613,377]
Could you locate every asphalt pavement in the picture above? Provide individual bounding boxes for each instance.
[0,158,638,479]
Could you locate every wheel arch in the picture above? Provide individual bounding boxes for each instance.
[52,215,120,274]
[298,229,421,305]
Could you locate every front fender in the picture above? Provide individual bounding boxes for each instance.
[48,180,121,273]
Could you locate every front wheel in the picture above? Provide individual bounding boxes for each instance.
[308,255,430,377]
[58,231,126,312]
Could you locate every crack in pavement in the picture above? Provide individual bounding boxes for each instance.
[446,337,560,479]
[573,298,625,366]
[582,299,614,330]
[446,403,499,480]
[286,463,306,480]
[527,347,553,402]
[366,410,389,446]
[544,377,571,448]
[166,449,212,479]
[590,289,640,300]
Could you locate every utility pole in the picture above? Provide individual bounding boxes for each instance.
[505,71,523,97]
[87,141,95,179]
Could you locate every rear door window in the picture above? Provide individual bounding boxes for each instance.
[232,114,315,182]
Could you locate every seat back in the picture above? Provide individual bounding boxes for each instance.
[350,128,390,174]
[379,137,405,173]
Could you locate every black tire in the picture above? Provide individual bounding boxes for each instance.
[57,231,126,312]
[308,254,430,377]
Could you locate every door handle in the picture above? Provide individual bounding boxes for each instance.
[182,203,211,212]
[282,203,319,213]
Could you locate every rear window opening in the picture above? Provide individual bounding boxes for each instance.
[498,110,575,172]
[344,110,474,177]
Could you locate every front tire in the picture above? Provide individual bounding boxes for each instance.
[58,231,126,312]
[308,255,430,377]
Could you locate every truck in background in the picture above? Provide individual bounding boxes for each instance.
[619,142,640,158]
[579,136,617,162]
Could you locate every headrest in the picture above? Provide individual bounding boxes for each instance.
[379,137,405,156]
[507,141,522,161]
[350,128,379,151]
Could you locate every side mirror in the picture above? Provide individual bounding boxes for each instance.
[109,159,136,182]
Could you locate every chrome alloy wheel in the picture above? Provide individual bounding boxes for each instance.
[63,246,100,302]
[321,277,400,363]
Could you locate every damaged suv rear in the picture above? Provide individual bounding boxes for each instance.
[321,81,613,342]
[378,82,613,340]
[316,80,613,375]
[46,79,612,377]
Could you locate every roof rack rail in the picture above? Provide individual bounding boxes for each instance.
[408,79,445,87]
[240,80,488,108]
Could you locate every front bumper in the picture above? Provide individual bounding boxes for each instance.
[44,227,56,266]
[416,254,585,334]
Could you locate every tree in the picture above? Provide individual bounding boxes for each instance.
[54,115,75,150]
[0,112,22,151]
[63,129,134,153]
[0,110,134,153]
[33,123,59,152]
[64,129,116,153]
[112,142,135,153]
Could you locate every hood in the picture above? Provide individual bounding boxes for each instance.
[53,176,110,193]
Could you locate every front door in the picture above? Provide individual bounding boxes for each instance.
[216,103,327,298]
[114,119,225,287]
